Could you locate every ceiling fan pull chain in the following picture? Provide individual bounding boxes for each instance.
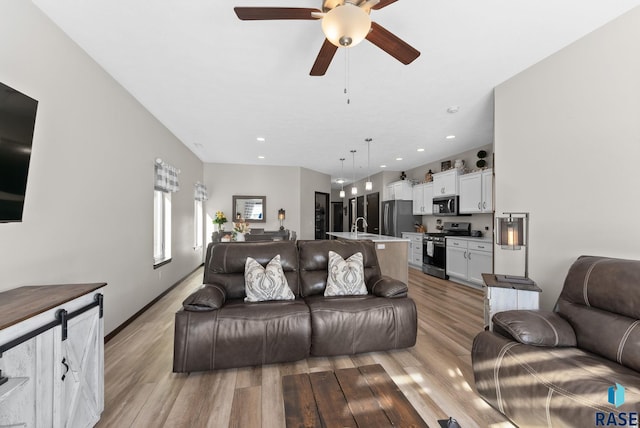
[344,49,350,104]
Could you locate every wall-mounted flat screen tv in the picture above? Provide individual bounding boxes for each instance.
[0,82,38,223]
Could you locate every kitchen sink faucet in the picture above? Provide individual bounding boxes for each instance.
[352,217,368,238]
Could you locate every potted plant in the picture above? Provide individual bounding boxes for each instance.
[213,211,228,232]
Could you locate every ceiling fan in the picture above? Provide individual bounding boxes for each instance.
[234,0,420,76]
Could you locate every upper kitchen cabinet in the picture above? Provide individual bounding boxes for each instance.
[384,180,413,201]
[412,182,433,215]
[459,169,493,214]
[432,169,459,197]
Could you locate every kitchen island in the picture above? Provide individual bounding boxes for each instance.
[326,232,409,284]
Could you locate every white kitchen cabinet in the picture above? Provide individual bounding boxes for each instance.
[468,241,493,284]
[482,169,493,212]
[459,168,493,214]
[446,237,493,287]
[432,169,459,196]
[412,183,433,215]
[385,181,413,201]
[402,232,423,268]
[0,283,106,428]
[446,240,468,279]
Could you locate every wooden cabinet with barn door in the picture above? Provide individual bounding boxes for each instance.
[0,283,105,427]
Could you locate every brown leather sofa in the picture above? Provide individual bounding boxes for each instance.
[173,239,417,372]
[472,256,640,427]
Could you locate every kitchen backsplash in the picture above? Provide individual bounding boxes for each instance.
[420,213,494,238]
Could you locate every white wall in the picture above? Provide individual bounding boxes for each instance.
[0,0,204,334]
[494,6,640,310]
[204,163,302,239]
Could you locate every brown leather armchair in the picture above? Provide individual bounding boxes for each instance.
[472,256,640,426]
[173,239,417,372]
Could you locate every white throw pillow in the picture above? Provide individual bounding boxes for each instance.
[244,254,295,302]
[325,251,368,297]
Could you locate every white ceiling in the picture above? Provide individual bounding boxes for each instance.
[32,0,640,186]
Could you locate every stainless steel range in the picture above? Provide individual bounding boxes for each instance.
[423,222,471,279]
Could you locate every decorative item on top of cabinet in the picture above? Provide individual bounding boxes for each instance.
[440,160,451,171]
[476,150,488,169]
[459,168,493,214]
[424,169,433,182]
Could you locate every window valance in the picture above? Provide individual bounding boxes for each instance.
[154,159,180,193]
[195,183,208,201]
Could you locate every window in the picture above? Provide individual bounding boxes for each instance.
[154,190,171,267]
[193,183,208,250]
[194,199,203,249]
[154,159,179,267]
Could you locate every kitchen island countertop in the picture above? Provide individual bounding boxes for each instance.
[326,232,410,242]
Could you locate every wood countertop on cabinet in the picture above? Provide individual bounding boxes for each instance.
[0,283,106,331]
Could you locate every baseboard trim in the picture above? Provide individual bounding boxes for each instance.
[104,264,203,343]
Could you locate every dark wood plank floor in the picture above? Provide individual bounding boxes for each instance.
[96,267,515,428]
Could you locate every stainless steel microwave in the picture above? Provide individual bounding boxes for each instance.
[432,195,460,216]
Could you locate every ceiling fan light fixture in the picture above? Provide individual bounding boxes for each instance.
[321,3,371,48]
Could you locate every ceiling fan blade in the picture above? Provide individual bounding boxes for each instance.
[359,0,380,10]
[371,0,398,10]
[234,7,322,20]
[310,39,338,76]
[366,21,420,65]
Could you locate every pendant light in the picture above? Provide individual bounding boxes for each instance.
[365,138,373,191]
[350,150,357,195]
[339,158,346,198]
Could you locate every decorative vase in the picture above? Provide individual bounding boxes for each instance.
[235,232,245,242]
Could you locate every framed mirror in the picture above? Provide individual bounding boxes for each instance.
[232,195,266,223]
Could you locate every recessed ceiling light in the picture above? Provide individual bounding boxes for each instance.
[258,155,265,159]
[336,178,345,184]
[396,157,403,161]
[257,137,265,142]
[447,106,460,114]
[446,135,456,140]
[380,164,387,168]
[417,148,425,152]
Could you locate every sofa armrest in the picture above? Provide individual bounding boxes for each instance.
[368,275,408,298]
[182,284,226,311]
[492,310,577,347]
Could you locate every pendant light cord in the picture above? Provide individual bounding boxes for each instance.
[340,158,345,194]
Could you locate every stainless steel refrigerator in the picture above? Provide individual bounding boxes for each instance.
[381,200,419,237]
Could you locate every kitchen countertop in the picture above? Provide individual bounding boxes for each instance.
[326,232,410,243]
[446,236,493,243]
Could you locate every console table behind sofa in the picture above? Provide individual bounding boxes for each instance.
[211,229,292,243]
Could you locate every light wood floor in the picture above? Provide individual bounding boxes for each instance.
[97,267,515,428]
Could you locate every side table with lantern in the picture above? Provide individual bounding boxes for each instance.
[481,273,542,331]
